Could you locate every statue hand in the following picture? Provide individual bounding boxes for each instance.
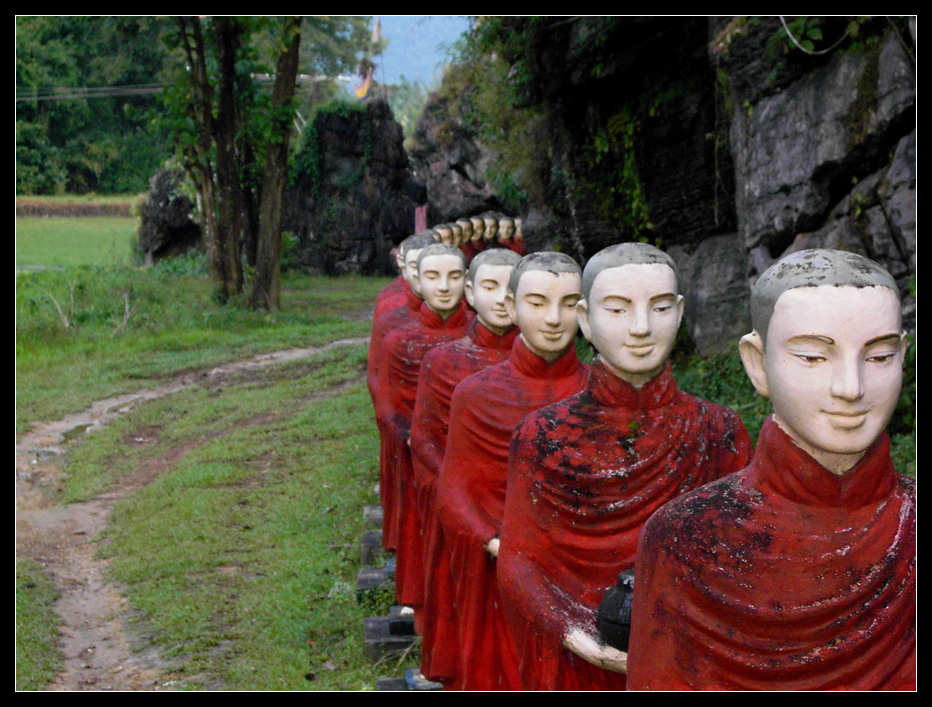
[485,536,500,558]
[562,627,627,674]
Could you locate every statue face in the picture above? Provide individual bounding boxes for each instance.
[741,285,905,474]
[437,226,454,245]
[578,264,683,388]
[470,217,485,243]
[499,222,514,242]
[465,263,514,335]
[450,222,463,246]
[403,248,425,296]
[505,270,581,361]
[418,253,466,317]
[483,218,498,240]
[458,220,474,241]
[514,218,524,241]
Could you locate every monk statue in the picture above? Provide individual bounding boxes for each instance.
[378,243,470,609]
[498,217,515,243]
[456,218,474,246]
[450,221,465,247]
[497,243,753,690]
[482,212,498,242]
[437,252,589,690]
[373,247,408,320]
[367,231,436,421]
[435,223,454,246]
[627,249,915,690]
[410,248,523,686]
[470,216,485,244]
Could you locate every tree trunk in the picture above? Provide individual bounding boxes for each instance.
[250,17,302,311]
[213,17,246,296]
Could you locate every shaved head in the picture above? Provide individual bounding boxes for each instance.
[581,242,677,300]
[509,251,581,295]
[468,248,522,283]
[400,231,439,257]
[752,249,899,345]
[416,243,467,272]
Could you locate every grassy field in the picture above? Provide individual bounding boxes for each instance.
[16,216,138,268]
[15,215,915,689]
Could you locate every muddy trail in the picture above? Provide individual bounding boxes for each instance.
[15,336,369,691]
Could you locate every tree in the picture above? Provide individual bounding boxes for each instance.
[15,16,169,194]
[157,16,371,307]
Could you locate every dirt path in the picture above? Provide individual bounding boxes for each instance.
[15,337,369,691]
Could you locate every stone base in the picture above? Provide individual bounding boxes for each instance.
[360,528,385,566]
[363,607,417,661]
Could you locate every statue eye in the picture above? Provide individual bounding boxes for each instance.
[794,353,826,363]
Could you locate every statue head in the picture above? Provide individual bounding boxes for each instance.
[483,213,498,241]
[399,232,438,296]
[577,243,684,388]
[470,216,486,243]
[466,248,522,335]
[739,249,906,474]
[435,223,455,245]
[457,218,474,243]
[415,243,467,318]
[505,252,582,361]
[498,217,515,243]
[450,221,464,247]
[514,217,524,242]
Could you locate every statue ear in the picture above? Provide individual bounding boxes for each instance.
[576,298,592,342]
[739,331,770,398]
[675,294,685,329]
[464,279,476,309]
[504,291,518,326]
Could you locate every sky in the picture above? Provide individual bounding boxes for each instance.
[372,16,471,87]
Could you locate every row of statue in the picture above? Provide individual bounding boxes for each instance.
[365,221,915,691]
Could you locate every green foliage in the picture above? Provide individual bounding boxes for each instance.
[16,560,63,691]
[387,75,432,141]
[16,17,171,194]
[672,349,772,444]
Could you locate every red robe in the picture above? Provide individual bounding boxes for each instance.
[368,286,423,552]
[497,360,753,690]
[367,284,422,413]
[378,301,469,606]
[627,417,916,691]
[374,274,410,321]
[409,318,518,684]
[437,337,588,690]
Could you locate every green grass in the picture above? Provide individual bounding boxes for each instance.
[63,350,416,689]
[16,560,63,691]
[16,217,138,268]
[16,262,386,437]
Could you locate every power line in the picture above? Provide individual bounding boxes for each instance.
[16,75,356,103]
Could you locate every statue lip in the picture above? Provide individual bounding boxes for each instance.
[824,410,869,427]
[625,343,655,355]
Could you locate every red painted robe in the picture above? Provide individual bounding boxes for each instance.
[367,284,422,414]
[497,360,753,690]
[437,338,588,690]
[378,301,469,606]
[373,275,410,321]
[409,318,518,684]
[627,417,916,691]
[368,286,423,552]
